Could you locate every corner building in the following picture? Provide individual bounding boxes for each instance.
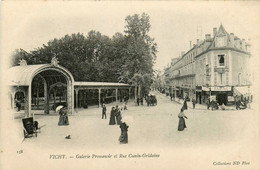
[169,24,251,105]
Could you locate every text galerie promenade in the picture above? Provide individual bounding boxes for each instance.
[76,153,160,159]
[50,153,160,159]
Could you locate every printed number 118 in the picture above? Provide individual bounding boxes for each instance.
[17,150,23,154]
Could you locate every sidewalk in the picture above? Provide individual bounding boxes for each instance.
[159,92,238,111]
[173,98,207,110]
[12,99,136,118]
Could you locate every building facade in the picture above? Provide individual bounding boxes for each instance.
[165,24,252,105]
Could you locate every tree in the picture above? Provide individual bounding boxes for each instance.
[10,13,158,95]
[123,13,157,97]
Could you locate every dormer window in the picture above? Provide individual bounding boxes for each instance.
[218,55,225,66]
[216,35,227,47]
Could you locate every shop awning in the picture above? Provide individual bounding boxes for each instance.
[234,86,251,97]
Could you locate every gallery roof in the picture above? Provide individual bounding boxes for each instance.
[8,63,130,88]
[7,64,74,86]
[74,81,131,87]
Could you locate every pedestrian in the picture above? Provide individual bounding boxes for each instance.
[115,105,122,125]
[146,95,150,106]
[15,98,21,112]
[137,97,140,106]
[109,107,116,125]
[124,100,128,110]
[140,97,143,105]
[177,108,188,131]
[211,100,214,110]
[192,97,196,109]
[116,108,122,125]
[58,107,69,126]
[182,99,188,110]
[236,99,240,110]
[102,104,107,119]
[221,103,226,110]
[123,95,127,103]
[119,122,129,144]
[206,97,210,110]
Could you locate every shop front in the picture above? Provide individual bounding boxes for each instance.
[195,86,202,104]
[210,86,232,105]
[233,86,252,101]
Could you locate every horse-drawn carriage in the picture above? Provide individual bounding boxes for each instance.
[146,94,157,106]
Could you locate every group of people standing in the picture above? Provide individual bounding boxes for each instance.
[106,105,128,144]
[108,105,123,125]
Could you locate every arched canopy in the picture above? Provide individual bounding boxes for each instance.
[8,64,75,116]
[8,64,74,86]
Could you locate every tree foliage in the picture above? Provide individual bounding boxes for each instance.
[11,13,157,95]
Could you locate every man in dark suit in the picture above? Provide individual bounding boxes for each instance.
[102,104,107,119]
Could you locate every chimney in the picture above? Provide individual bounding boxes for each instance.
[193,44,196,47]
[234,37,240,48]
[205,34,211,40]
[247,39,251,52]
[241,39,246,51]
[181,51,185,57]
[213,27,217,36]
[229,33,234,47]
[197,39,199,44]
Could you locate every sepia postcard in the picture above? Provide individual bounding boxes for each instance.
[1,1,260,170]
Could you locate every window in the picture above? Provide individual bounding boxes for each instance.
[206,64,210,76]
[218,55,225,66]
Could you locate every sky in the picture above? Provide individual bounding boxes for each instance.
[1,1,260,71]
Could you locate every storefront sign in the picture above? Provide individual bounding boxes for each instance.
[211,86,231,91]
[202,86,210,91]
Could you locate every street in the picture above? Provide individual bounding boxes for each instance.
[6,91,258,169]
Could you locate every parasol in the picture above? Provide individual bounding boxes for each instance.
[56,105,64,112]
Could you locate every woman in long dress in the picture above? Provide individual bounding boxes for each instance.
[182,99,188,110]
[109,107,116,125]
[116,109,122,125]
[119,122,129,144]
[178,109,187,131]
[58,107,69,126]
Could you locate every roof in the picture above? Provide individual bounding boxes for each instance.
[8,64,74,86]
[74,81,131,87]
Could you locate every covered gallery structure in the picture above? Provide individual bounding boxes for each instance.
[8,58,132,117]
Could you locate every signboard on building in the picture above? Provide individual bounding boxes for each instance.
[214,67,229,73]
[211,86,231,91]
[202,86,210,91]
